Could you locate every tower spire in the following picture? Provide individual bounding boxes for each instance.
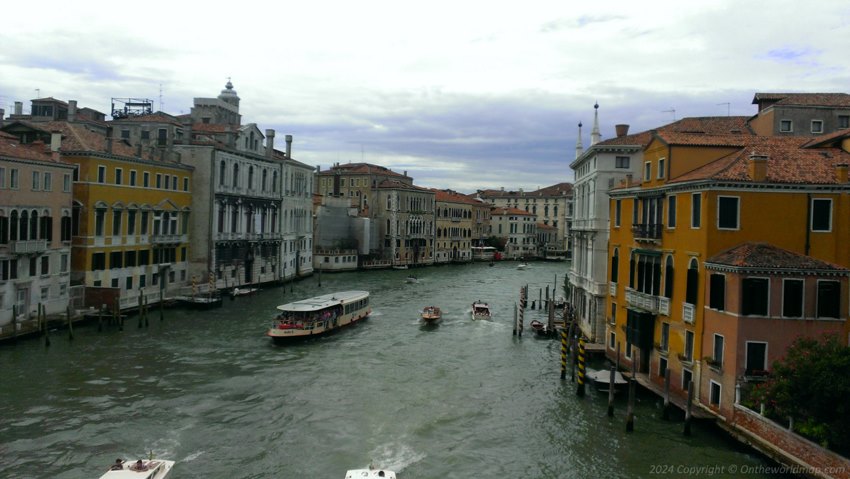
[591,102,601,146]
[575,121,584,160]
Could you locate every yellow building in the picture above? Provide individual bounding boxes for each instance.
[607,130,850,410]
[433,189,477,263]
[7,120,193,308]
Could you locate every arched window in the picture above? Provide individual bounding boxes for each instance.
[233,164,239,188]
[664,256,674,299]
[10,210,18,241]
[272,171,278,192]
[30,210,39,240]
[19,210,29,240]
[248,166,254,190]
[686,258,699,305]
[219,161,226,186]
[628,252,635,288]
[611,248,619,283]
[262,169,268,191]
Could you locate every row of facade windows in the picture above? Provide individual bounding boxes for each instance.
[0,167,72,193]
[94,165,189,192]
[0,254,69,280]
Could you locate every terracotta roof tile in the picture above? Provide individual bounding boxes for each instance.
[492,206,534,216]
[753,93,850,108]
[321,162,408,178]
[670,135,850,184]
[706,242,847,272]
[433,189,480,204]
[0,134,54,162]
[375,178,432,191]
[110,112,183,126]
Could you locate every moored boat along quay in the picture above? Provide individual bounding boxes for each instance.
[1,263,797,478]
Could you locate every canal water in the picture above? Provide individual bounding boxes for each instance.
[1,262,779,479]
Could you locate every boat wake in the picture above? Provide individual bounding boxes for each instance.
[370,441,426,473]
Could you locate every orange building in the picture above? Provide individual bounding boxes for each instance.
[606,129,850,415]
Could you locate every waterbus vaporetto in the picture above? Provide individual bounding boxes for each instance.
[266,291,371,343]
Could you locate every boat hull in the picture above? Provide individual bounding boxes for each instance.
[267,311,370,343]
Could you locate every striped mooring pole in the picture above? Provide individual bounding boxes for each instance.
[577,337,586,397]
[559,328,567,380]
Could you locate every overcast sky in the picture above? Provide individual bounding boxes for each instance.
[2,1,849,193]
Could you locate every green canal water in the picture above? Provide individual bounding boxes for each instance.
[1,262,782,478]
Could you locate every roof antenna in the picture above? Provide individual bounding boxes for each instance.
[661,108,676,121]
[717,102,730,116]
[35,88,41,99]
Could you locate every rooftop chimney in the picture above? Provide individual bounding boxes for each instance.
[68,100,77,122]
[265,129,275,158]
[835,164,849,183]
[50,130,62,152]
[14,101,23,116]
[0,108,4,128]
[748,154,768,182]
[615,124,630,137]
[285,134,293,157]
[403,170,407,177]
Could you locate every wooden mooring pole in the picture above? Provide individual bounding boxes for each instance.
[662,369,672,420]
[684,380,694,436]
[67,305,74,340]
[559,328,567,380]
[607,365,616,417]
[576,337,586,397]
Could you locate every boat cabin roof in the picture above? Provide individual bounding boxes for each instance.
[277,291,369,313]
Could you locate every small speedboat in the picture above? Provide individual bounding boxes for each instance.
[100,458,175,479]
[587,368,628,392]
[405,275,418,284]
[345,469,396,479]
[421,306,442,322]
[530,319,548,336]
[517,263,528,270]
[392,265,408,270]
[231,287,258,298]
[471,301,492,320]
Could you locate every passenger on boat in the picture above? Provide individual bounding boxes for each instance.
[130,460,148,471]
[110,459,124,470]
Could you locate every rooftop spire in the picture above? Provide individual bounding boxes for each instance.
[575,121,584,160]
[591,102,601,146]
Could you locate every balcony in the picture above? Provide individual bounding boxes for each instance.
[625,288,661,314]
[150,234,183,244]
[609,282,617,296]
[631,223,662,242]
[682,302,695,324]
[11,239,48,254]
[659,297,670,316]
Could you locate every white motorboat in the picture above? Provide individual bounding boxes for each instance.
[267,291,371,343]
[345,468,396,479]
[100,459,174,479]
[587,368,628,392]
[405,275,418,284]
[517,263,528,270]
[421,305,442,323]
[471,301,492,320]
[231,287,258,297]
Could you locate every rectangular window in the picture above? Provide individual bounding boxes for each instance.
[163,175,169,190]
[172,175,178,190]
[667,195,676,228]
[156,174,162,189]
[139,250,149,265]
[0,167,5,188]
[657,158,665,179]
[60,254,68,273]
[742,278,769,316]
[140,211,149,235]
[141,130,150,140]
[644,162,651,181]
[126,277,133,291]
[32,171,40,190]
[43,172,52,191]
[717,196,739,229]
[91,252,106,270]
[608,331,616,349]
[811,198,832,232]
[691,193,701,228]
[115,168,123,185]
[811,120,824,134]
[745,342,768,375]
[112,210,122,236]
[684,330,694,361]
[709,381,721,407]
[614,200,621,227]
[29,257,36,276]
[125,250,137,267]
[110,251,123,269]
[63,173,71,192]
[97,166,106,183]
[660,322,669,351]
[780,119,793,132]
[659,357,668,378]
[10,168,18,189]
[40,256,49,275]
[127,211,136,236]
[713,334,724,366]
[682,368,693,392]
[782,279,804,318]
[121,129,130,139]
[615,156,630,168]
[95,210,105,236]
[143,172,150,187]
[129,170,137,186]
[111,278,119,288]
[709,273,725,310]
[183,177,189,191]
[839,115,850,129]
[816,280,840,319]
